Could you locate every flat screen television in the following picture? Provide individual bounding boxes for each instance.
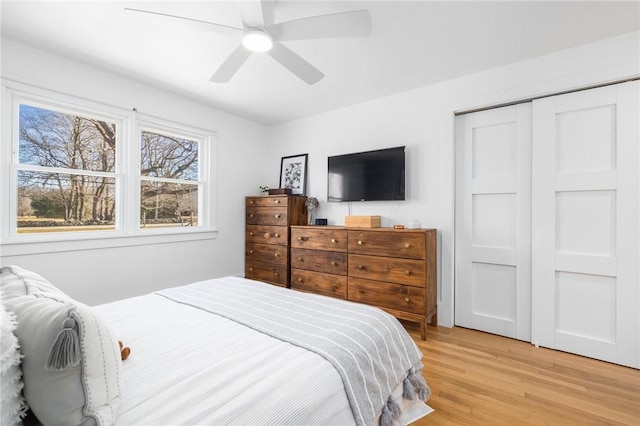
[327,146,405,202]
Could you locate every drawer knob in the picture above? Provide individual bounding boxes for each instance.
[357,240,363,245]
[404,297,410,303]
[275,214,281,219]
[405,243,411,248]
[274,272,279,276]
[249,250,254,254]
[249,200,255,204]
[297,257,304,262]
[274,252,279,257]
[331,238,336,243]
[274,233,280,238]
[357,264,364,270]
[249,232,254,236]
[404,270,411,276]
[298,278,303,283]
[297,236,308,241]
[274,200,280,204]
[331,261,337,266]
[249,267,253,272]
[249,213,254,217]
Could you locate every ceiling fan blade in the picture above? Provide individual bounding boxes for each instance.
[124,8,244,37]
[260,0,275,27]
[268,10,371,41]
[267,42,324,85]
[210,45,252,82]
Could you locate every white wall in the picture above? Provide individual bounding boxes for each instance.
[0,38,269,305]
[267,31,640,327]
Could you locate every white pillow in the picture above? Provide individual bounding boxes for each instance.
[0,303,28,426]
[0,265,64,299]
[3,275,122,426]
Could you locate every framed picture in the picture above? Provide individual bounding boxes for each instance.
[279,153,308,195]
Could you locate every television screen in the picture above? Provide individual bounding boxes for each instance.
[327,146,405,202]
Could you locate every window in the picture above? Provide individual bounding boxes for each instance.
[139,129,201,229]
[2,83,215,248]
[17,104,118,234]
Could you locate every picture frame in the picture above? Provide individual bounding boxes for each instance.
[279,153,308,195]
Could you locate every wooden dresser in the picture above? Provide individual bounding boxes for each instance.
[245,195,307,287]
[290,226,437,340]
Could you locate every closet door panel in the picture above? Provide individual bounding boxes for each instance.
[455,104,532,341]
[531,81,639,368]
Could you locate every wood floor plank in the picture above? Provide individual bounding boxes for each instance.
[407,325,640,425]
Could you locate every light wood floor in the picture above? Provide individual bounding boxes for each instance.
[404,325,640,425]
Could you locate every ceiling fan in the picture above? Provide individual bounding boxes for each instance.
[125,1,372,85]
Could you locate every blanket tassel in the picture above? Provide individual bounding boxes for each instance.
[46,316,80,371]
[403,375,416,400]
[379,396,401,426]
[403,367,431,401]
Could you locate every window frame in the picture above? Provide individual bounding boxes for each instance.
[1,81,217,255]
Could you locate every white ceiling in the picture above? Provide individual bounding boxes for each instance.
[2,1,639,125]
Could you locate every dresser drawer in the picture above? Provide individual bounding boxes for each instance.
[291,228,347,252]
[246,225,288,245]
[291,269,347,299]
[246,242,288,265]
[348,254,425,287]
[291,248,347,275]
[348,230,426,260]
[348,277,425,315]
[245,261,288,287]
[246,206,288,226]
[246,196,289,207]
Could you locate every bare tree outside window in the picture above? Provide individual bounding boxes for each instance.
[17,104,117,233]
[140,131,199,228]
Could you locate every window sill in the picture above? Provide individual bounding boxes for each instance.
[0,229,219,257]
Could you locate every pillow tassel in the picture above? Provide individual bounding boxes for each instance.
[46,317,80,371]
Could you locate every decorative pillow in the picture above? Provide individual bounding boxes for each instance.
[5,291,122,426]
[0,265,64,300]
[1,303,28,426]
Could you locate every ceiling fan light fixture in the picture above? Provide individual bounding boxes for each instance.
[242,30,273,52]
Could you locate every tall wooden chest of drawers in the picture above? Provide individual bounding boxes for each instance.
[290,226,437,340]
[245,195,307,287]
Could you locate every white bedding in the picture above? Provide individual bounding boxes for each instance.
[95,282,432,425]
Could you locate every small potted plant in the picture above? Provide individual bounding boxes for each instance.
[259,185,270,196]
[305,196,319,225]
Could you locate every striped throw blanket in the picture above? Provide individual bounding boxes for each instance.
[156,276,429,426]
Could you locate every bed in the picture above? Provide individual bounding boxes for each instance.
[0,266,432,426]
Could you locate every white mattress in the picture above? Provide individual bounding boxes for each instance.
[95,290,432,425]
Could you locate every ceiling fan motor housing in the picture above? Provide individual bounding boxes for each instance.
[242,29,274,52]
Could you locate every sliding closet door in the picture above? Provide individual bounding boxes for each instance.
[531,81,639,368]
[455,104,532,341]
